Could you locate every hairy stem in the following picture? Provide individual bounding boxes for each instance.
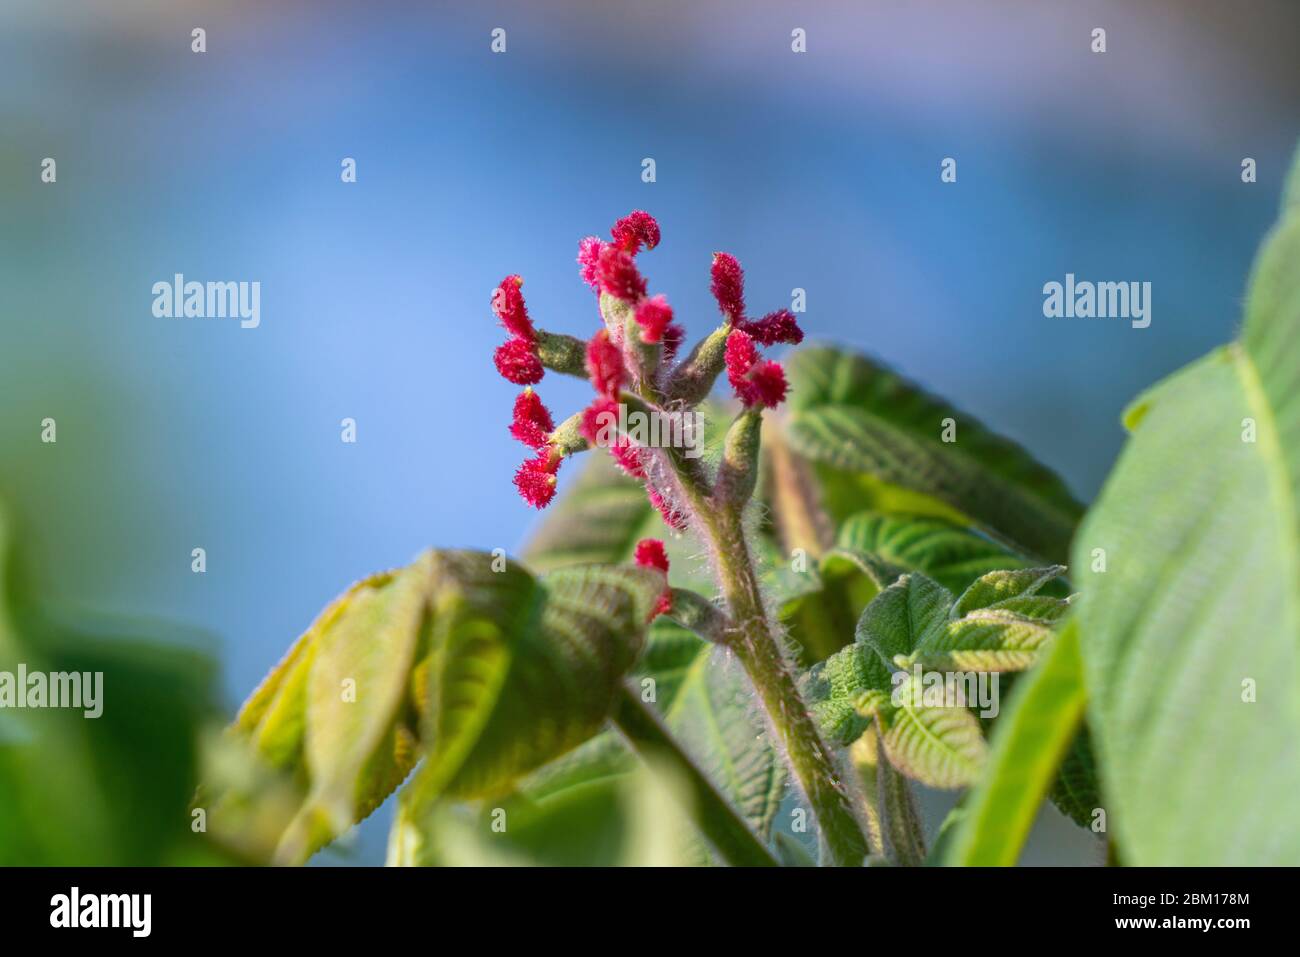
[612,685,779,867]
[688,496,869,866]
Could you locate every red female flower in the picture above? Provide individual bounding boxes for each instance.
[585,328,626,398]
[597,244,647,302]
[634,537,673,617]
[513,449,560,509]
[648,487,689,531]
[725,328,788,408]
[577,237,605,292]
[492,275,534,342]
[710,252,746,324]
[740,308,804,346]
[509,387,554,449]
[611,211,661,255]
[634,538,670,573]
[494,337,543,385]
[633,295,673,344]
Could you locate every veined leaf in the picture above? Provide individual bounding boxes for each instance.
[808,569,1066,789]
[878,673,987,789]
[785,346,1083,562]
[412,557,663,802]
[215,549,664,863]
[944,620,1087,865]
[834,511,1047,596]
[1074,186,1300,864]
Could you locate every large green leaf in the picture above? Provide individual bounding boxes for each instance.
[213,549,664,863]
[785,346,1083,562]
[1074,170,1300,864]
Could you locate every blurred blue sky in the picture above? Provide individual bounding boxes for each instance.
[2,0,1297,863]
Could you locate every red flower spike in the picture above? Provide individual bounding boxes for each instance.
[577,237,605,292]
[492,275,534,342]
[710,252,746,324]
[634,538,670,573]
[648,487,689,531]
[747,360,789,407]
[611,211,661,255]
[585,329,626,398]
[741,308,804,346]
[725,328,760,384]
[725,328,787,408]
[634,537,672,617]
[494,337,544,385]
[609,443,647,479]
[633,295,673,344]
[509,387,554,449]
[580,396,620,445]
[597,244,647,302]
[513,450,560,509]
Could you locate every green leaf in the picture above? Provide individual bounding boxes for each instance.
[216,549,664,863]
[834,511,1047,596]
[412,557,662,803]
[1073,206,1300,863]
[785,346,1083,561]
[944,620,1087,865]
[876,673,987,789]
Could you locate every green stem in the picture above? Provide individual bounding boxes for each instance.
[696,503,869,867]
[612,684,778,867]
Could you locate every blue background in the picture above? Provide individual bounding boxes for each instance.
[3,0,1297,863]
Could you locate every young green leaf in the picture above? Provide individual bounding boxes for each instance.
[785,346,1083,562]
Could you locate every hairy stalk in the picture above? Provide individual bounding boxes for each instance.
[657,432,868,865]
[612,685,779,867]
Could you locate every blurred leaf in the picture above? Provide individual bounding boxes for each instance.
[215,549,663,863]
[786,345,1083,562]
[944,620,1087,865]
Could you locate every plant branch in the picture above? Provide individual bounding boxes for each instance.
[612,684,779,867]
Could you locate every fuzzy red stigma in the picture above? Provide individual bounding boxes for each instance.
[611,211,661,255]
[725,328,788,408]
[580,398,646,478]
[633,295,673,344]
[585,329,626,398]
[513,449,560,509]
[509,387,554,449]
[745,360,788,407]
[492,275,534,342]
[494,337,543,385]
[577,237,605,292]
[648,487,689,531]
[740,308,804,346]
[580,396,620,445]
[634,537,673,617]
[634,538,670,573]
[710,252,746,324]
[597,244,648,302]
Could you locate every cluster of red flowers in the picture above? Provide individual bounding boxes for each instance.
[493,211,803,522]
[709,253,803,407]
